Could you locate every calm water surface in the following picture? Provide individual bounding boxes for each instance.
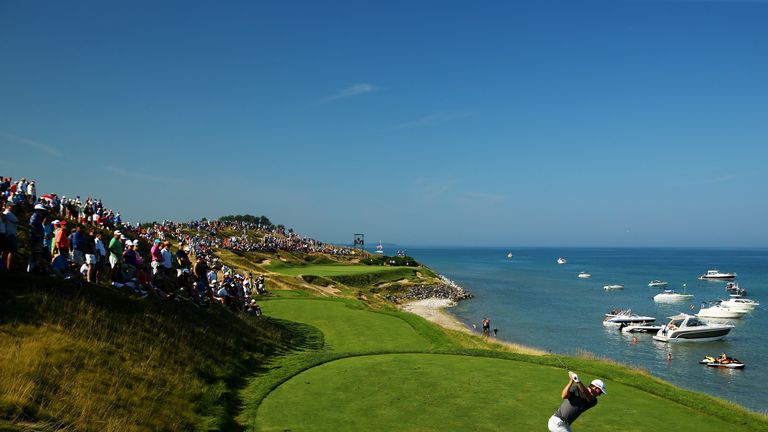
[407,247,768,413]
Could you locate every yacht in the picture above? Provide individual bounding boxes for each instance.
[653,314,733,342]
[578,271,591,279]
[654,289,694,303]
[720,297,759,312]
[603,284,625,290]
[696,302,749,319]
[557,257,567,265]
[603,309,655,327]
[647,280,668,288]
[699,269,736,280]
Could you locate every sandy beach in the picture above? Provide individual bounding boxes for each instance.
[399,298,470,333]
[400,297,546,355]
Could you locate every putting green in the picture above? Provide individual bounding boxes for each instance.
[255,353,746,432]
[263,299,438,352]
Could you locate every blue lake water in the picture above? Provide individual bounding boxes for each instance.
[406,247,768,413]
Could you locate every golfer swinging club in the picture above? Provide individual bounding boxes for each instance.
[547,370,607,431]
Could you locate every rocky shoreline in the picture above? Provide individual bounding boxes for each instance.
[385,275,473,303]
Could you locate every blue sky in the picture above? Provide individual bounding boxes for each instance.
[1,0,767,247]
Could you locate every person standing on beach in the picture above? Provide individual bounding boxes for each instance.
[548,371,607,432]
[481,317,491,336]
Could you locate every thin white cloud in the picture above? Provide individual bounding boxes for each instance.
[317,83,377,104]
[103,165,185,185]
[0,130,62,158]
[387,111,472,131]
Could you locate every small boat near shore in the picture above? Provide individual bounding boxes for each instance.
[699,269,736,280]
[603,284,624,290]
[653,314,733,342]
[578,271,591,279]
[557,257,567,264]
[603,309,655,327]
[648,280,668,288]
[699,356,745,369]
[621,323,663,333]
[507,252,513,259]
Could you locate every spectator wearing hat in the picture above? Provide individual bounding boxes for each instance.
[150,239,162,275]
[175,245,192,277]
[108,231,124,276]
[2,203,18,271]
[27,203,48,273]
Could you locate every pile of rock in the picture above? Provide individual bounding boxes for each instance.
[385,275,473,303]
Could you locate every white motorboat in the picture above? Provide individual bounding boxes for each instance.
[603,309,655,327]
[720,297,759,312]
[557,257,567,264]
[578,271,591,279]
[696,302,749,319]
[621,324,663,333]
[648,280,668,288]
[653,314,733,342]
[603,284,624,290]
[699,269,736,280]
[507,252,513,259]
[654,289,694,303]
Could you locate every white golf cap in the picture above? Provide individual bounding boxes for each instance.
[591,379,607,395]
[34,203,47,210]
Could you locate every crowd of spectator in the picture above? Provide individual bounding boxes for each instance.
[1,176,377,316]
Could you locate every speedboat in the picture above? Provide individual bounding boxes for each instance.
[699,269,736,280]
[603,309,656,327]
[557,257,567,264]
[603,284,624,290]
[720,297,759,312]
[648,280,668,288]
[654,289,694,303]
[621,324,663,333]
[699,355,745,369]
[696,302,749,319]
[578,271,591,279]
[653,314,733,342]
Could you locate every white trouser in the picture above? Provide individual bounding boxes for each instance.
[548,415,572,432]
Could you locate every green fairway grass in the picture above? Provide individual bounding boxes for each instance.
[261,299,452,352]
[255,353,754,432]
[267,263,410,277]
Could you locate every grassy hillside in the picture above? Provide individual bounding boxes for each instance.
[0,273,301,432]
